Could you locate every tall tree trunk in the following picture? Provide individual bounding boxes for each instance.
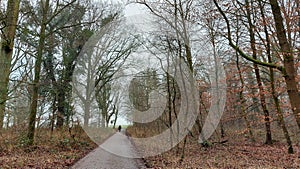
[270,74,294,153]
[206,24,226,139]
[50,97,56,134]
[236,54,255,142]
[56,86,65,128]
[101,106,107,128]
[269,0,300,130]
[113,107,118,129]
[84,101,91,127]
[234,11,255,142]
[213,0,300,132]
[0,0,20,129]
[165,38,174,147]
[175,1,193,162]
[246,0,272,144]
[259,0,294,153]
[27,0,50,145]
[167,72,173,148]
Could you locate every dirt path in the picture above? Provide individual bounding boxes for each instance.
[72,132,146,169]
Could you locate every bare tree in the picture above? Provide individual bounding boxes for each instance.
[0,0,20,129]
[73,16,138,127]
[213,0,300,130]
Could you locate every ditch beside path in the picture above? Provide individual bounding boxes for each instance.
[72,132,146,169]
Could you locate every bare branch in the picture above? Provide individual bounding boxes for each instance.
[212,0,284,72]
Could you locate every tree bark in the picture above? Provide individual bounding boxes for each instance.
[245,0,272,144]
[0,0,20,129]
[269,0,300,130]
[213,0,300,130]
[27,0,50,145]
[259,0,294,153]
[113,106,118,129]
[236,52,255,142]
[56,86,65,128]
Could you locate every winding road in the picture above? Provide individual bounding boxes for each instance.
[72,132,146,169]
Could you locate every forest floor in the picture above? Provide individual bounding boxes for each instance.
[143,138,300,168]
[1,125,300,168]
[127,126,300,169]
[0,125,110,168]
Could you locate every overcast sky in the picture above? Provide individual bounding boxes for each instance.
[124,3,146,16]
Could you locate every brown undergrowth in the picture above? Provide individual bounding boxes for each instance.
[0,125,102,168]
[144,139,300,169]
[127,126,300,169]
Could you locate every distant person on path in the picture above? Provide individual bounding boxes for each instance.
[118,125,122,132]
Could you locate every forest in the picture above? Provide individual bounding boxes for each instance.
[0,0,300,168]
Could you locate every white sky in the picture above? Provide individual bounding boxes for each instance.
[124,3,147,17]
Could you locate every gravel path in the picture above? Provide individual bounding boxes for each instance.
[72,132,146,169]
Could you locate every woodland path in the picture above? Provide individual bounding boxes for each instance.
[72,131,146,169]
